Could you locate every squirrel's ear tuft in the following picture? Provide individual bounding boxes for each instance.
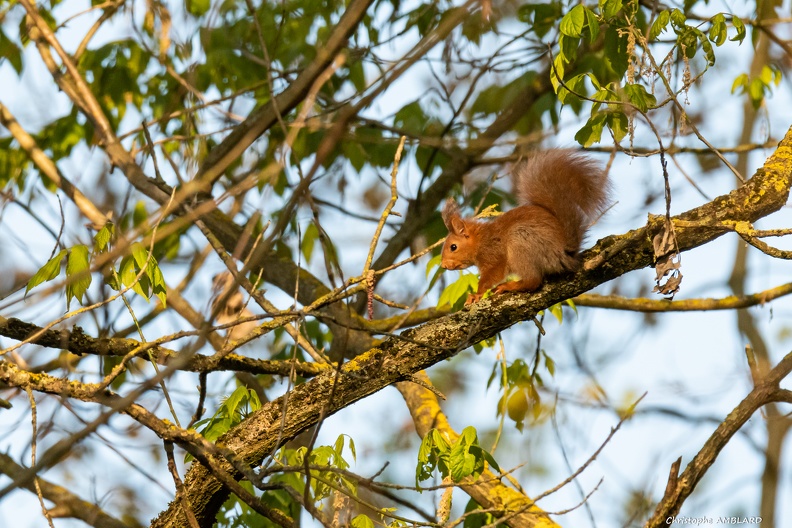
[441,199,460,229]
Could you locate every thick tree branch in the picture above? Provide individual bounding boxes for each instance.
[0,358,294,526]
[0,453,129,528]
[396,372,559,528]
[194,0,375,186]
[644,350,792,527]
[20,0,173,205]
[150,127,792,527]
[730,13,787,523]
[0,316,327,378]
[0,102,108,228]
[19,0,452,358]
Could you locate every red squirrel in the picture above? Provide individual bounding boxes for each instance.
[441,149,610,305]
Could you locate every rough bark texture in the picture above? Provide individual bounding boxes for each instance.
[150,129,792,527]
[0,317,327,378]
[0,453,129,528]
[397,373,559,528]
[644,352,792,527]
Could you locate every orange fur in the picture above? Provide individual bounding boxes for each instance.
[441,149,610,305]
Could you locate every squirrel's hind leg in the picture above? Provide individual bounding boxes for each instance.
[464,276,540,305]
[493,275,542,296]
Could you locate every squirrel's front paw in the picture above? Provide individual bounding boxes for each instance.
[464,293,482,306]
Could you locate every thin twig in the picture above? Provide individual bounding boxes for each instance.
[25,387,55,528]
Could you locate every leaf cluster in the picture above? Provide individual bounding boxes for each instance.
[416,426,500,486]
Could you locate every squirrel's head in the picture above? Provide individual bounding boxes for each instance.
[441,199,476,270]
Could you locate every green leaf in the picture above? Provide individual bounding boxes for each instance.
[584,8,600,43]
[432,429,451,452]
[407,3,441,36]
[698,31,716,66]
[471,84,506,116]
[66,245,92,309]
[417,434,433,468]
[26,249,67,294]
[302,222,319,263]
[119,255,149,299]
[544,352,556,377]
[438,273,477,308]
[670,8,686,28]
[425,253,442,279]
[463,498,497,527]
[587,72,603,90]
[118,242,165,304]
[333,433,352,465]
[416,430,447,486]
[0,29,23,75]
[649,11,670,41]
[449,427,478,481]
[248,389,261,412]
[624,84,657,112]
[506,359,531,386]
[678,27,699,59]
[566,298,578,314]
[731,73,748,94]
[393,100,426,134]
[462,11,487,44]
[607,111,629,143]
[599,0,623,20]
[604,26,629,78]
[223,386,249,418]
[130,242,149,270]
[416,439,432,482]
[347,59,366,92]
[132,200,148,228]
[477,445,501,473]
[529,3,563,38]
[771,65,782,86]
[708,13,727,46]
[560,5,585,37]
[351,514,375,528]
[148,257,167,306]
[548,302,563,323]
[730,15,746,43]
[575,112,607,147]
[342,140,367,172]
[550,54,566,93]
[760,65,779,86]
[189,386,263,463]
[558,33,580,63]
[118,256,135,291]
[93,222,114,252]
[347,435,356,462]
[558,73,589,105]
[748,78,765,108]
[186,0,210,17]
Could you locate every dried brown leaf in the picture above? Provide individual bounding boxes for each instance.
[653,219,683,298]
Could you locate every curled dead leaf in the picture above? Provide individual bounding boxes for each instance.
[652,220,683,298]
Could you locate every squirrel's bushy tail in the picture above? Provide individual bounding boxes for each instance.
[512,149,610,251]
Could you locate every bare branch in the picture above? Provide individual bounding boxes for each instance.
[0,453,130,528]
[0,102,108,228]
[645,350,792,527]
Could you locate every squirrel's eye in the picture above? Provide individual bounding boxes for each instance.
[450,244,457,251]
